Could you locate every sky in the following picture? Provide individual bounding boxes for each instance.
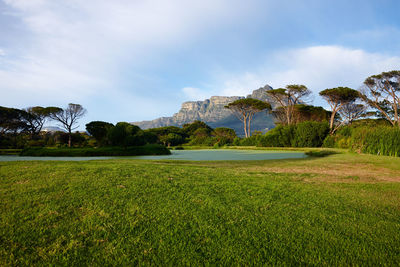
[1,0,400,129]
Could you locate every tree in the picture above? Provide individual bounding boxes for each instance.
[0,106,29,135]
[267,85,311,125]
[159,133,184,147]
[86,121,114,145]
[225,98,272,137]
[292,104,331,124]
[50,103,87,147]
[107,122,142,147]
[272,104,330,125]
[24,106,60,137]
[319,87,359,133]
[338,102,366,126]
[212,127,236,145]
[182,120,213,137]
[359,70,400,127]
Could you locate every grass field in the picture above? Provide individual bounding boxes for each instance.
[1,150,400,265]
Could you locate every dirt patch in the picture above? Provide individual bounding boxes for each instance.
[243,163,400,183]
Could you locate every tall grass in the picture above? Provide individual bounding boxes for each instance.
[351,126,400,157]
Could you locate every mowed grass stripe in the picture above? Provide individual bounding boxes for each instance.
[1,155,400,265]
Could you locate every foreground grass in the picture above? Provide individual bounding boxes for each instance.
[1,152,400,265]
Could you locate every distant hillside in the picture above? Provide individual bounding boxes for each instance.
[132,85,276,136]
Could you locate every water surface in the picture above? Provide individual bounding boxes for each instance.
[0,149,306,161]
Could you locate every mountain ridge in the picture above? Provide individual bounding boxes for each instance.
[132,85,276,135]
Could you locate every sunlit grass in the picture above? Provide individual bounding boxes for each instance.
[1,153,400,265]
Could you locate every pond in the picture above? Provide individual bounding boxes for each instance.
[0,149,306,161]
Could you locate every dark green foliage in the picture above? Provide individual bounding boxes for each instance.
[24,106,60,136]
[293,104,331,123]
[322,119,397,151]
[238,122,329,148]
[58,132,88,147]
[20,144,170,156]
[107,122,144,147]
[0,149,21,155]
[182,120,213,136]
[0,106,29,133]
[146,126,184,137]
[212,127,237,145]
[160,133,185,147]
[86,121,114,145]
[304,150,338,157]
[292,121,330,147]
[145,126,186,146]
[319,87,359,103]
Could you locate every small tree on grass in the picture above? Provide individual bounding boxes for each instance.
[319,87,359,133]
[225,98,271,137]
[50,103,87,147]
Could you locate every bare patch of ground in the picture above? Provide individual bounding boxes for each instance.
[244,163,400,183]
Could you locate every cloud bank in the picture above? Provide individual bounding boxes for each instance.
[1,0,253,108]
[216,46,400,104]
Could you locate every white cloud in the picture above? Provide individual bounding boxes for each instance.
[0,49,5,56]
[218,46,400,102]
[182,87,211,101]
[0,0,256,107]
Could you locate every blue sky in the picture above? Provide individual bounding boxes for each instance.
[1,0,400,129]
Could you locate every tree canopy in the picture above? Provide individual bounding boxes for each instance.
[267,84,311,125]
[86,121,114,145]
[225,98,271,137]
[50,103,87,147]
[359,70,400,127]
[319,87,360,132]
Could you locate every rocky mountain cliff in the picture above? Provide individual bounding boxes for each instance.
[133,85,276,136]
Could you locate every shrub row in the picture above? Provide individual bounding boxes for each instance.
[20,144,171,157]
[236,121,330,148]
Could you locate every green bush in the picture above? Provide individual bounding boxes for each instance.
[292,121,329,147]
[20,144,171,157]
[322,135,335,148]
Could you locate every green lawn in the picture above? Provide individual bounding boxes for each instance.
[1,151,400,265]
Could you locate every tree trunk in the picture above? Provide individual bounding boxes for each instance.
[68,131,72,147]
[243,117,248,138]
[329,113,335,131]
[247,117,251,137]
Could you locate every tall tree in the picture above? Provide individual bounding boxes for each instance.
[319,87,359,133]
[24,106,60,137]
[267,85,311,125]
[225,98,271,137]
[50,104,87,147]
[0,106,28,134]
[86,121,114,146]
[359,70,400,127]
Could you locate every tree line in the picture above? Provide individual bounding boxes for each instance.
[1,70,398,151]
[0,104,86,148]
[225,70,400,136]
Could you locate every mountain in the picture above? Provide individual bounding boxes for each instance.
[41,126,66,132]
[132,85,276,136]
